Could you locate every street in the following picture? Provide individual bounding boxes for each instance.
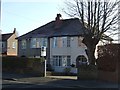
[2,72,120,89]
[2,77,84,89]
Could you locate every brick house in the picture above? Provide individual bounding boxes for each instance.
[1,28,18,56]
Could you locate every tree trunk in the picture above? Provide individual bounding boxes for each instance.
[86,47,96,65]
[83,38,97,65]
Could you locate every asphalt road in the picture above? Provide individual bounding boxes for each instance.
[2,72,120,89]
[2,78,85,89]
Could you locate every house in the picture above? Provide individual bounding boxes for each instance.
[17,14,112,73]
[1,28,18,56]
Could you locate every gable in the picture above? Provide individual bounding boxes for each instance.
[2,33,13,41]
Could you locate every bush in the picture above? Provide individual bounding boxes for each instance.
[2,56,45,74]
[63,67,71,75]
[97,44,120,72]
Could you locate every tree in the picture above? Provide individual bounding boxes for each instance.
[62,0,119,65]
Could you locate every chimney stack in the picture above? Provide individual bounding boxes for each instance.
[13,28,16,33]
[55,14,62,29]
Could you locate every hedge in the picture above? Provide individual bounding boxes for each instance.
[97,44,120,72]
[2,56,45,75]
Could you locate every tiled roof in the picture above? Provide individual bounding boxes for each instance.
[17,18,89,40]
[2,33,13,41]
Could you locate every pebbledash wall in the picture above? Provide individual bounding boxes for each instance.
[50,36,88,73]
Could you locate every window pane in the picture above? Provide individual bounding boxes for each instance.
[62,37,67,47]
[21,40,26,49]
[67,56,71,66]
[30,38,36,48]
[67,37,71,47]
[58,37,62,48]
[12,42,16,48]
[53,37,57,48]
[42,38,47,47]
[59,56,62,66]
[36,38,40,48]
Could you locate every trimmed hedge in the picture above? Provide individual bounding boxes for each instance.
[2,56,45,76]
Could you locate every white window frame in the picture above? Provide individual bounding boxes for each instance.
[53,55,71,66]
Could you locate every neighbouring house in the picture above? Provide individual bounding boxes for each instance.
[17,14,113,73]
[1,28,18,56]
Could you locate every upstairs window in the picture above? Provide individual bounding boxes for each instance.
[12,42,16,48]
[42,38,47,47]
[2,42,5,48]
[53,37,57,48]
[67,37,71,47]
[30,38,37,48]
[62,37,67,47]
[21,40,26,49]
[30,38,47,48]
[52,37,71,48]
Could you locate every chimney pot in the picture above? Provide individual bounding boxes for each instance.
[55,14,62,29]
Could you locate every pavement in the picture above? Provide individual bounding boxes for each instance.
[2,72,120,89]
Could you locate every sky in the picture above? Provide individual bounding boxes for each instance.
[1,0,70,36]
[1,0,119,43]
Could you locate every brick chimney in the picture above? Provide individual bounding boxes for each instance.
[13,28,16,33]
[55,14,62,29]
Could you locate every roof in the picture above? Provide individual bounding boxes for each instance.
[2,33,13,41]
[17,18,89,40]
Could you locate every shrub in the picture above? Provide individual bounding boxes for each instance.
[97,44,120,72]
[2,56,45,74]
[64,67,71,75]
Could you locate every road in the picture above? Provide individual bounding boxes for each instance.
[2,73,119,89]
[2,77,84,89]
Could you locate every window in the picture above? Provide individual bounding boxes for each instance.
[2,42,5,48]
[53,56,62,66]
[12,42,16,48]
[52,37,71,48]
[30,38,37,48]
[76,55,87,64]
[67,56,71,66]
[36,38,40,48]
[53,37,57,48]
[62,37,67,47]
[67,37,71,47]
[53,55,71,66]
[58,37,62,48]
[62,37,70,47]
[42,38,47,47]
[21,40,26,49]
[30,38,47,48]
[58,56,62,66]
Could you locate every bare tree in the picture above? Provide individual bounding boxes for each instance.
[62,0,119,65]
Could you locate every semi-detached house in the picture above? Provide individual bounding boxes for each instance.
[17,14,112,73]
